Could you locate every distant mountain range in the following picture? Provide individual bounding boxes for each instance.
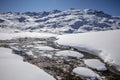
[0,9,120,34]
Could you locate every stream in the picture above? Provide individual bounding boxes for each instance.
[0,37,120,80]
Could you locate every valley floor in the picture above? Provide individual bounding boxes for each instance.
[0,37,119,80]
[0,30,120,80]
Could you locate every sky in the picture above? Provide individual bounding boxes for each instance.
[0,0,120,16]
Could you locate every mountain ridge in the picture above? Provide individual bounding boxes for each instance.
[0,9,120,34]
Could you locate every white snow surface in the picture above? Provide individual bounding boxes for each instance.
[26,51,34,56]
[0,32,57,40]
[73,67,100,79]
[84,59,107,71]
[55,50,84,59]
[35,45,55,50]
[0,47,56,80]
[41,54,53,58]
[0,47,22,60]
[56,30,120,70]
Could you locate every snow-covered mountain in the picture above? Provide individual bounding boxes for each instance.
[0,9,120,33]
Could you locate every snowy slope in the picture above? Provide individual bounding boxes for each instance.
[0,9,120,33]
[0,47,56,80]
[56,30,120,70]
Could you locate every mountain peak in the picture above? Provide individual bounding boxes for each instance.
[83,9,111,18]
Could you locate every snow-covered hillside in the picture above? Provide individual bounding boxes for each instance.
[0,47,56,80]
[0,9,120,33]
[56,30,120,70]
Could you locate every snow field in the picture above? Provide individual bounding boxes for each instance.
[56,30,120,70]
[0,47,56,80]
